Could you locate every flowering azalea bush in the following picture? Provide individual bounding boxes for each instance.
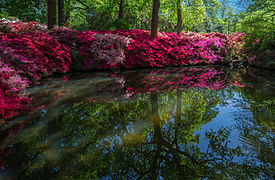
[0,30,71,120]
[0,19,246,70]
[123,31,223,68]
[80,33,132,68]
[0,63,30,92]
[0,32,71,80]
[49,29,89,70]
[50,29,244,69]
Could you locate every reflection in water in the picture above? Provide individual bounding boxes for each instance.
[0,67,274,179]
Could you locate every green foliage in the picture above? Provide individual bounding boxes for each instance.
[160,0,206,32]
[66,0,152,30]
[0,0,47,23]
[236,0,275,68]
[102,19,132,30]
[0,11,13,19]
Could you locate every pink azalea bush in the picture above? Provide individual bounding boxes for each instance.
[0,63,30,92]
[0,20,246,70]
[123,31,221,68]
[80,33,132,68]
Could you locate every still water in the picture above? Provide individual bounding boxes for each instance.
[0,66,274,179]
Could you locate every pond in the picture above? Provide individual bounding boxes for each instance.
[0,66,274,179]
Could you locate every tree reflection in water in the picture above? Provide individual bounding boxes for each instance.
[0,67,273,179]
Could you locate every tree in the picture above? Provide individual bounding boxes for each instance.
[193,0,222,33]
[151,0,160,37]
[58,0,65,26]
[220,0,229,20]
[48,0,57,29]
[236,0,275,68]
[176,0,183,35]
[160,0,205,32]
[118,0,124,19]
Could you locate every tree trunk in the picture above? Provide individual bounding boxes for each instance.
[176,0,183,36]
[48,0,56,29]
[58,0,64,26]
[151,0,160,37]
[118,0,124,19]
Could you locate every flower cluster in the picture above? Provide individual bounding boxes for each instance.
[0,20,246,70]
[80,33,132,68]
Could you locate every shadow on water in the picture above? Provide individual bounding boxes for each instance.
[0,66,274,179]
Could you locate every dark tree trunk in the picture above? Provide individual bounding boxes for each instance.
[58,0,65,26]
[118,0,124,19]
[151,0,160,37]
[176,0,183,36]
[48,0,56,29]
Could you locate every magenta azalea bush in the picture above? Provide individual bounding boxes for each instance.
[123,31,225,68]
[0,27,71,120]
[0,33,71,80]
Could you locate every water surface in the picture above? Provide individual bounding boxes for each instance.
[0,66,274,179]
